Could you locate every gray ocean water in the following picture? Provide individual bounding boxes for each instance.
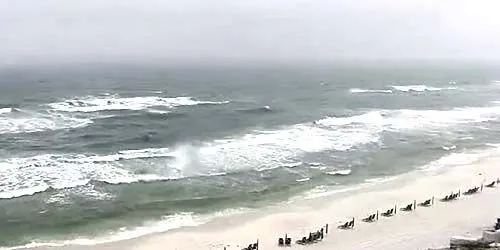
[1,63,500,247]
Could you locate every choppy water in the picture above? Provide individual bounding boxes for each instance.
[1,63,500,247]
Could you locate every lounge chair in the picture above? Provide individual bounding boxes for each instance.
[464,187,479,195]
[381,209,393,217]
[338,218,355,229]
[486,181,496,188]
[400,203,413,211]
[296,237,307,245]
[312,232,319,241]
[362,213,377,222]
[442,193,458,201]
[307,233,313,243]
[419,199,432,207]
[338,221,349,229]
[441,195,449,201]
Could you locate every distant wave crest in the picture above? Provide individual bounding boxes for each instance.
[390,84,458,92]
[350,84,459,95]
[0,109,92,135]
[316,104,500,131]
[48,95,229,113]
[237,105,274,114]
[5,102,500,200]
[349,88,393,94]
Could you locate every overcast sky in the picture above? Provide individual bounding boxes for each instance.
[1,0,500,65]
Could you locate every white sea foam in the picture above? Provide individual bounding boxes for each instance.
[0,107,12,114]
[0,152,176,200]
[283,161,303,168]
[441,145,457,151]
[299,144,499,200]
[390,84,458,92]
[349,85,458,94]
[48,95,229,113]
[0,110,92,135]
[147,109,169,114]
[0,208,251,250]
[176,121,380,174]
[349,88,393,94]
[326,169,352,176]
[421,144,500,173]
[317,104,500,133]
[0,111,382,199]
[7,103,500,199]
[296,177,310,182]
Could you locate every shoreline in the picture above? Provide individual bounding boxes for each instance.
[17,152,500,250]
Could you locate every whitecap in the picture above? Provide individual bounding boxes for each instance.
[349,88,393,94]
[296,177,310,182]
[442,145,457,151]
[0,111,92,135]
[390,84,458,92]
[0,107,12,114]
[326,169,352,176]
[48,95,229,113]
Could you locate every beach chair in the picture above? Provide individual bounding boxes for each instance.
[486,181,496,188]
[441,193,456,202]
[296,237,307,245]
[348,218,355,228]
[440,195,449,202]
[252,242,258,250]
[400,203,413,211]
[338,218,355,230]
[362,214,374,222]
[307,233,313,243]
[381,209,393,217]
[464,187,478,195]
[285,236,291,246]
[419,199,432,207]
[338,221,349,229]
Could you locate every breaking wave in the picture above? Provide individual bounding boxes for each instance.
[326,169,352,176]
[237,105,274,114]
[316,104,500,131]
[0,109,92,135]
[48,95,229,113]
[350,85,459,94]
[390,84,458,92]
[4,102,500,200]
[1,207,251,250]
[0,107,13,115]
[349,88,393,94]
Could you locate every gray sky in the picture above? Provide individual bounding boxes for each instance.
[1,0,500,65]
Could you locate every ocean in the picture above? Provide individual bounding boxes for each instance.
[1,63,500,248]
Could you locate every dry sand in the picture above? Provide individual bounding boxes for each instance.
[30,154,500,250]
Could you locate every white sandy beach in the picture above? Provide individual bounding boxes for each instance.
[31,151,500,250]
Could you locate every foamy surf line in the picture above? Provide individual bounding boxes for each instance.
[127,150,500,250]
[17,145,500,250]
[47,95,229,113]
[349,84,459,94]
[0,208,252,250]
[0,111,92,135]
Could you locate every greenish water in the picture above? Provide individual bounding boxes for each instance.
[1,63,500,247]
